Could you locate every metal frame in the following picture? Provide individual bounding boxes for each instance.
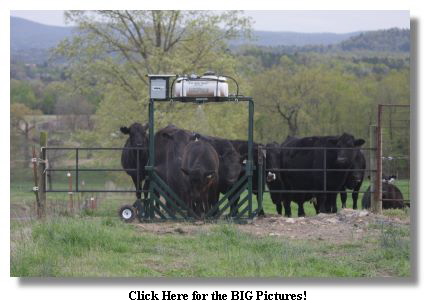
[144,95,256,221]
[43,147,148,193]
[377,104,411,206]
[258,145,376,195]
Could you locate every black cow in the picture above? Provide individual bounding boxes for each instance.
[229,140,265,215]
[197,136,241,195]
[265,142,291,216]
[340,150,366,209]
[196,135,242,213]
[362,181,405,209]
[229,140,262,193]
[120,123,149,200]
[181,137,220,216]
[281,133,365,214]
[154,124,192,209]
[154,125,241,217]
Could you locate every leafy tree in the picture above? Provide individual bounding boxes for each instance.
[55,10,252,145]
[57,10,251,100]
[10,79,38,108]
[10,103,42,167]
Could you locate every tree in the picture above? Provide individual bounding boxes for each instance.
[10,103,42,167]
[10,79,38,109]
[55,10,252,145]
[251,59,324,138]
[57,10,251,101]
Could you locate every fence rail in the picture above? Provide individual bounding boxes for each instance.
[42,146,147,193]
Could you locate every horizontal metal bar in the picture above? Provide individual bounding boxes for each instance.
[151,96,253,103]
[47,168,137,172]
[265,168,375,172]
[43,147,146,151]
[46,189,149,193]
[264,190,373,194]
[261,146,376,151]
[379,104,410,107]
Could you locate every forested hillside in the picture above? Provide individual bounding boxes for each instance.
[10,11,410,168]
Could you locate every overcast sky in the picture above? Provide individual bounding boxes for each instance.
[10,10,409,33]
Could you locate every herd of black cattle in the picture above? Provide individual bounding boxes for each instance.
[120,122,406,218]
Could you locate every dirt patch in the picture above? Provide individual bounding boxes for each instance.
[134,209,409,243]
[240,209,408,243]
[135,221,213,236]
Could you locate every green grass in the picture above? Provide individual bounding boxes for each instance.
[10,172,411,278]
[11,217,410,277]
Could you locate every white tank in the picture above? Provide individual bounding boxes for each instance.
[173,73,229,97]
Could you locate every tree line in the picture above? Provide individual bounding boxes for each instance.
[10,10,410,169]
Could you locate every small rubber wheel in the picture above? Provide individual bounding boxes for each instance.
[119,205,136,222]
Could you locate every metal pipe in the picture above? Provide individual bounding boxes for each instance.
[323,148,327,192]
[67,171,73,212]
[75,149,79,192]
[247,99,254,218]
[374,104,383,213]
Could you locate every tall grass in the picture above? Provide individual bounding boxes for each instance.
[11,217,411,277]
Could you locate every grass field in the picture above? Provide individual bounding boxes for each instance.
[10,170,411,278]
[11,216,410,277]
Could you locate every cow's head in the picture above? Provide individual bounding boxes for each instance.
[120,123,149,147]
[328,133,365,167]
[383,175,397,184]
[266,143,280,183]
[181,168,217,201]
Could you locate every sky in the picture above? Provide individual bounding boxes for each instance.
[10,10,410,33]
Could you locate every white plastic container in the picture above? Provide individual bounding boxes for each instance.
[173,73,229,97]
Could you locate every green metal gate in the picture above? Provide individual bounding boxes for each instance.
[135,75,258,222]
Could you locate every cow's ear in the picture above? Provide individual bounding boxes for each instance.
[191,133,201,141]
[143,123,149,132]
[120,126,130,134]
[204,171,215,179]
[181,168,190,176]
[354,139,365,146]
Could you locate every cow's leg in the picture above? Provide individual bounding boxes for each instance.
[352,182,362,210]
[316,194,327,213]
[131,175,142,200]
[297,201,306,217]
[205,188,218,219]
[352,191,359,210]
[275,201,283,215]
[327,193,338,213]
[142,176,150,199]
[340,191,347,209]
[229,192,240,217]
[311,197,320,214]
[283,201,291,217]
[325,195,333,213]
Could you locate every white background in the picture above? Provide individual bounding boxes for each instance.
[2,0,433,302]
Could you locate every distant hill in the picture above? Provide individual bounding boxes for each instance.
[11,17,73,51]
[238,28,410,57]
[338,28,410,52]
[232,31,360,47]
[10,16,409,64]
[11,17,74,63]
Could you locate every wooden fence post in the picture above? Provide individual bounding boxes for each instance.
[370,125,382,214]
[32,145,40,214]
[37,132,48,219]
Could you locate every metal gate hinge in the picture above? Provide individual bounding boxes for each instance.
[31,158,48,164]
